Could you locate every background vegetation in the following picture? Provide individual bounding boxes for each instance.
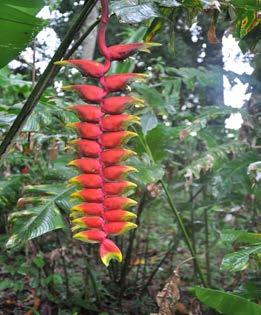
[0,0,260,314]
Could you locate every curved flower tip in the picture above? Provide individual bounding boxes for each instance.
[73,230,107,243]
[99,239,122,266]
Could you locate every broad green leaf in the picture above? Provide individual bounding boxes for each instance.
[221,245,261,272]
[192,287,261,315]
[2,0,44,15]
[221,229,261,245]
[133,162,165,184]
[0,2,44,69]
[6,186,73,248]
[141,112,158,135]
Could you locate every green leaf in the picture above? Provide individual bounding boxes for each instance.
[141,112,158,135]
[2,0,44,15]
[221,229,261,245]
[6,186,73,248]
[133,82,165,109]
[111,1,159,23]
[0,1,44,69]
[133,162,165,184]
[192,287,261,315]
[221,245,261,272]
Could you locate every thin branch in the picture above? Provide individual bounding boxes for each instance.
[0,0,99,160]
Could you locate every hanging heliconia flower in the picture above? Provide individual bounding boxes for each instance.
[55,0,158,266]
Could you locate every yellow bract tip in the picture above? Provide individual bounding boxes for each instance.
[67,160,76,167]
[101,251,123,267]
[62,85,73,91]
[70,191,82,200]
[54,60,69,66]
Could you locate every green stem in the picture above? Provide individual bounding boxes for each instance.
[160,180,207,287]
[0,0,98,160]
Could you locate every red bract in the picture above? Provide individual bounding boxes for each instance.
[101,148,136,165]
[103,73,147,92]
[100,131,137,148]
[101,114,140,131]
[71,203,104,216]
[69,174,103,188]
[72,216,104,229]
[68,105,102,122]
[68,158,101,173]
[101,96,144,114]
[108,42,161,61]
[104,181,137,195]
[55,60,109,78]
[104,210,137,222]
[71,139,101,157]
[71,189,104,202]
[104,197,137,210]
[63,85,107,102]
[57,0,158,266]
[103,165,138,181]
[68,122,102,140]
